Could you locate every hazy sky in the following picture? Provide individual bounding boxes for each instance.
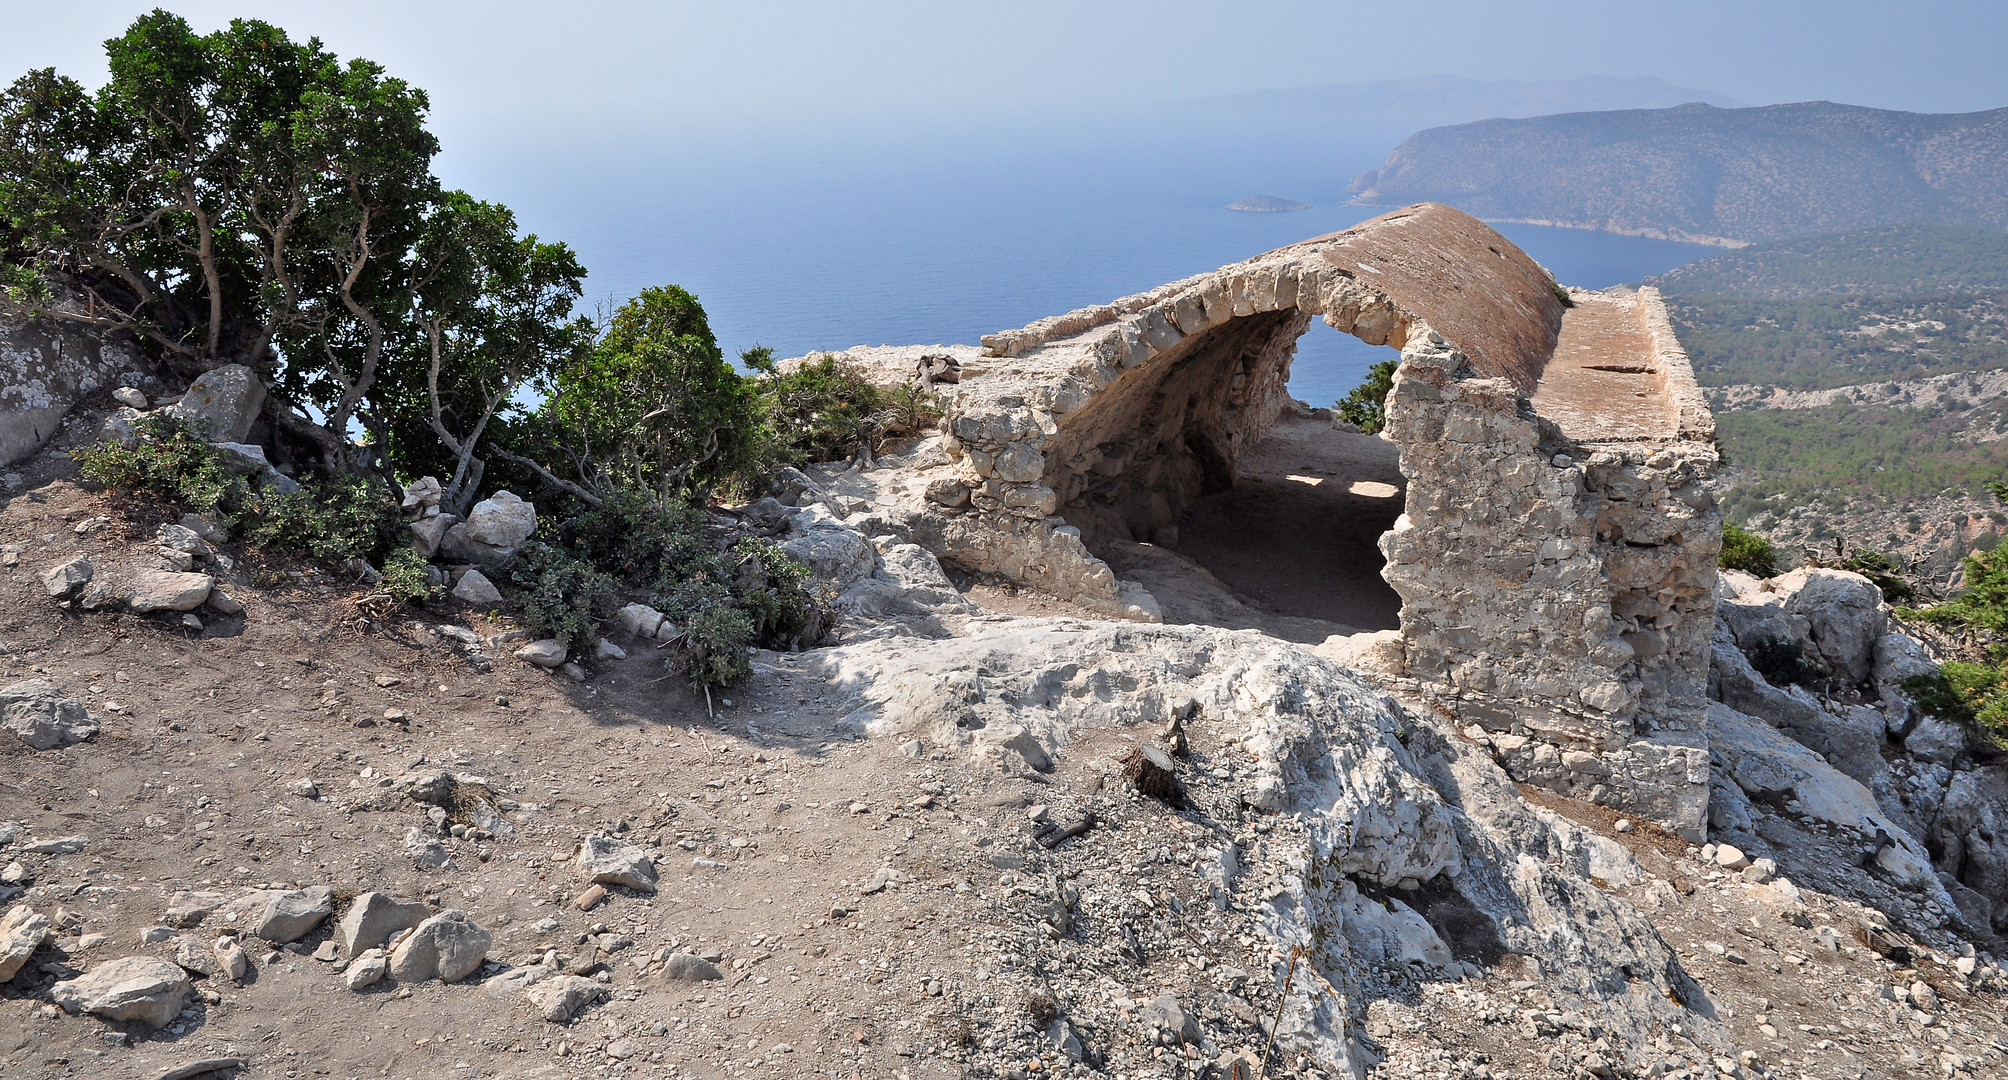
[6,1,2006,152]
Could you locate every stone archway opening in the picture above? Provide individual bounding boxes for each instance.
[1045,305,1410,643]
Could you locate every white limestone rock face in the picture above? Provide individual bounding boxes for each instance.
[780,504,878,587]
[809,619,1705,1076]
[0,679,99,750]
[0,306,144,466]
[1934,766,2008,932]
[162,363,265,443]
[1766,568,1889,686]
[1708,702,1946,898]
[48,955,193,1029]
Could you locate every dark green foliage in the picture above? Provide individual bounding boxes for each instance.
[1713,403,2008,515]
[1334,359,1398,435]
[378,547,437,606]
[1668,293,2008,391]
[534,491,831,686]
[541,286,760,501]
[1651,224,2008,300]
[1743,635,1829,690]
[73,415,242,519]
[506,543,618,652]
[1718,522,1779,577]
[1549,281,1575,308]
[679,605,759,687]
[1905,666,2008,750]
[757,355,887,465]
[236,475,402,565]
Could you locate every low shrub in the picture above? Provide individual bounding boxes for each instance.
[534,490,832,685]
[74,415,244,521]
[757,354,939,466]
[1904,666,2008,749]
[1718,522,1780,577]
[378,547,438,606]
[507,542,619,654]
[75,414,407,576]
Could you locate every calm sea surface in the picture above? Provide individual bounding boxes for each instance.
[466,131,1716,408]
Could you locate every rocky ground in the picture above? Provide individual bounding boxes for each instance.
[1,416,2007,1080]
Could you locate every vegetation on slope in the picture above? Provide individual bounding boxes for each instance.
[1650,224,2008,300]
[1669,292,2008,390]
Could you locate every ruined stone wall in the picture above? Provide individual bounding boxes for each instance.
[1379,298,1719,840]
[875,206,1722,835]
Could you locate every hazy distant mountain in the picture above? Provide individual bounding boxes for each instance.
[1648,224,2008,298]
[1193,74,1744,131]
[1350,102,2008,245]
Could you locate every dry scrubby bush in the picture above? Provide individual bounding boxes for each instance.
[75,415,405,564]
[750,352,942,467]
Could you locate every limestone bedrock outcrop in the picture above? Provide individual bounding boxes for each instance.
[0,298,147,466]
[0,678,99,750]
[162,363,265,443]
[811,618,1709,1075]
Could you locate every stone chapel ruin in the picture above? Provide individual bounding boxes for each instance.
[874,203,1723,838]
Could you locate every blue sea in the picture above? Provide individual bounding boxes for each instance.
[455,123,1717,408]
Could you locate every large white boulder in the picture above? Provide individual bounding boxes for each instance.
[128,570,215,613]
[163,364,265,443]
[1773,568,1889,686]
[48,955,193,1029]
[388,910,490,982]
[462,490,537,548]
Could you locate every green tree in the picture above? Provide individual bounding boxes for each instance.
[0,11,440,471]
[532,286,760,504]
[393,192,589,515]
[1335,358,1397,435]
